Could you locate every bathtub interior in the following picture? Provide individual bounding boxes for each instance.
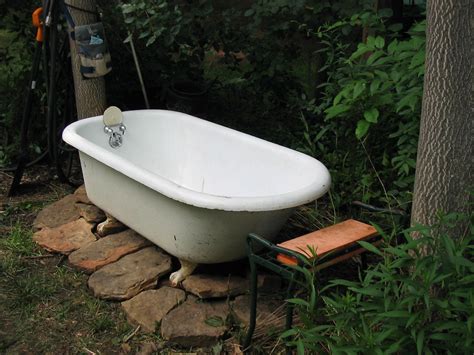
[73,110,327,199]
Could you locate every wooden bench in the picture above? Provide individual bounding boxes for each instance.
[243,219,381,350]
[276,219,379,268]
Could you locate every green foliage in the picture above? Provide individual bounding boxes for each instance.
[0,224,37,256]
[120,1,374,113]
[229,0,373,110]
[0,1,45,166]
[120,0,214,82]
[0,28,33,165]
[282,211,474,354]
[300,12,425,208]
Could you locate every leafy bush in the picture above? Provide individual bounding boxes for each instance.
[283,211,474,354]
[119,1,375,119]
[300,12,425,209]
[120,0,214,82]
[0,2,37,165]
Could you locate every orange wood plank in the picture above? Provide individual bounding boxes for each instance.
[276,219,378,266]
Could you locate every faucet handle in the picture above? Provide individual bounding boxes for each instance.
[103,106,126,148]
[103,106,123,127]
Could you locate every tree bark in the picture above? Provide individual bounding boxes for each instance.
[411,0,473,234]
[67,0,107,119]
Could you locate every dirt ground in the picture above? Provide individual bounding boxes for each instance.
[0,163,368,355]
[0,165,284,354]
[0,166,160,354]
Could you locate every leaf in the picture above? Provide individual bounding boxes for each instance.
[325,104,350,119]
[121,5,136,14]
[244,8,254,17]
[355,120,370,139]
[353,81,365,99]
[374,69,389,80]
[138,31,150,39]
[358,240,383,256]
[409,51,425,68]
[378,8,393,18]
[123,34,132,44]
[390,70,401,82]
[429,333,453,341]
[363,108,379,123]
[388,23,403,32]
[370,79,381,95]
[385,246,408,258]
[375,36,385,49]
[287,298,310,307]
[348,286,382,297]
[366,36,376,49]
[330,279,358,287]
[145,34,157,46]
[333,91,344,106]
[381,310,410,318]
[449,256,474,270]
[211,343,223,355]
[416,330,424,355]
[387,39,399,54]
[297,339,305,355]
[124,17,136,24]
[350,44,371,61]
[280,328,299,338]
[205,316,224,327]
[396,95,418,112]
[406,313,418,328]
[367,51,384,65]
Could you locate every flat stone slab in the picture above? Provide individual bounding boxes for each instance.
[121,287,186,333]
[161,298,229,347]
[88,247,172,301]
[74,185,92,205]
[68,229,152,273]
[182,274,248,299]
[33,218,96,254]
[231,295,285,331]
[76,202,106,224]
[33,194,80,230]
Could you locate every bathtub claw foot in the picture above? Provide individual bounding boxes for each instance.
[170,259,197,286]
[97,213,127,237]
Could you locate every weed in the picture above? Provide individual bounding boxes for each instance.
[0,223,38,256]
[283,211,474,353]
[90,314,115,333]
[7,273,58,308]
[0,251,26,276]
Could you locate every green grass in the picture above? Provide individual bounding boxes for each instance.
[0,223,38,256]
[0,223,139,353]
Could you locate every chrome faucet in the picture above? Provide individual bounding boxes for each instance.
[103,106,126,148]
[104,124,126,148]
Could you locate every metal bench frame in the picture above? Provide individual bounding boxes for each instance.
[243,232,382,351]
[242,202,408,352]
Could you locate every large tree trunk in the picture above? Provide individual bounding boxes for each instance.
[411,0,473,235]
[67,0,107,119]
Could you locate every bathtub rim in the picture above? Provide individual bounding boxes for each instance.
[63,109,331,212]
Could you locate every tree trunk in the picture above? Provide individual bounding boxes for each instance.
[67,0,107,119]
[411,0,473,235]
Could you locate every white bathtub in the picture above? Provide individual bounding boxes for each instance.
[63,110,330,281]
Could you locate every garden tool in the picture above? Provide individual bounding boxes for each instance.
[8,7,45,196]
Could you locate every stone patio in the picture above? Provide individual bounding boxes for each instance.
[32,186,286,351]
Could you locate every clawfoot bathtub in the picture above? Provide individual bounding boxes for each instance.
[63,110,330,284]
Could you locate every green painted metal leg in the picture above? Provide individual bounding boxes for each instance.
[243,256,258,350]
[285,277,296,355]
[285,277,295,330]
